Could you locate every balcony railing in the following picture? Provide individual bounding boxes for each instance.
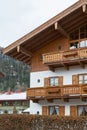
[43,48,87,65]
[27,84,87,101]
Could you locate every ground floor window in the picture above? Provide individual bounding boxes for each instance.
[49,106,59,115]
[77,105,87,116]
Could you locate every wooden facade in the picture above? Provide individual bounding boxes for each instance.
[3,0,87,116]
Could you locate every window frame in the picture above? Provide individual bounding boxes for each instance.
[49,105,59,115]
[78,73,87,85]
[69,24,87,49]
[49,76,59,87]
[77,105,87,116]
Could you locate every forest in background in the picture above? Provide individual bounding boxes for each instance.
[0,47,30,92]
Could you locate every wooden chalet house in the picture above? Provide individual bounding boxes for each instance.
[3,0,87,116]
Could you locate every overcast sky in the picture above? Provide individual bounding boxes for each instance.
[0,0,78,48]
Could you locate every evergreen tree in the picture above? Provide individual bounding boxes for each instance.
[0,47,30,92]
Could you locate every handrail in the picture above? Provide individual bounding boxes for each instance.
[43,47,87,64]
[27,84,87,99]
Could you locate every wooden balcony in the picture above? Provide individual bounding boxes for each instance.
[43,48,87,70]
[26,84,87,102]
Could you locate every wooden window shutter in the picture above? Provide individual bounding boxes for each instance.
[72,75,78,85]
[70,106,77,116]
[59,106,65,116]
[44,78,49,88]
[58,76,63,86]
[42,106,48,115]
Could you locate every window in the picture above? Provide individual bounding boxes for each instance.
[37,79,40,83]
[80,25,87,39]
[70,42,78,49]
[69,24,87,49]
[77,106,87,116]
[3,101,10,106]
[49,106,59,115]
[70,30,79,40]
[78,74,87,84]
[49,77,58,86]
[80,40,87,48]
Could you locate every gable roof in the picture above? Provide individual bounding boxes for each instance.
[3,0,87,65]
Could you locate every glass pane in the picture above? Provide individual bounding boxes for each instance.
[85,40,87,46]
[49,106,54,115]
[55,106,59,115]
[50,78,54,86]
[78,106,87,116]
[84,80,87,84]
[80,41,85,48]
[79,75,83,80]
[50,77,58,86]
[84,75,87,80]
[77,106,83,116]
[70,30,79,40]
[49,106,59,115]
[54,78,58,86]
[84,75,87,84]
[79,81,83,84]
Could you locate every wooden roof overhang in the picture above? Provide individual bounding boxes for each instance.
[3,0,87,65]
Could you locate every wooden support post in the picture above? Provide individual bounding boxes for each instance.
[63,97,69,102]
[82,4,86,12]
[49,66,55,72]
[54,22,69,38]
[17,45,20,53]
[79,61,85,68]
[17,46,32,57]
[54,22,58,30]
[62,63,69,70]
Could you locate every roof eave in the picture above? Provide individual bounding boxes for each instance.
[3,0,87,55]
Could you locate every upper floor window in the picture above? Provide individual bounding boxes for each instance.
[70,29,79,41]
[49,77,58,86]
[70,24,87,49]
[78,74,87,84]
[80,25,87,39]
[80,40,87,48]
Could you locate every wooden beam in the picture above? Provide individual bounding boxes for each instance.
[78,61,85,68]
[82,4,86,12]
[54,22,69,38]
[49,66,55,72]
[62,63,69,70]
[63,98,69,102]
[17,46,32,57]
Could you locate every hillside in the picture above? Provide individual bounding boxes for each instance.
[0,47,30,92]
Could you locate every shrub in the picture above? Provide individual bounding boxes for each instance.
[0,114,87,130]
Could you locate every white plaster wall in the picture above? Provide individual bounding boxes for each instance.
[30,98,87,115]
[29,100,42,115]
[30,65,87,115]
[30,65,87,87]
